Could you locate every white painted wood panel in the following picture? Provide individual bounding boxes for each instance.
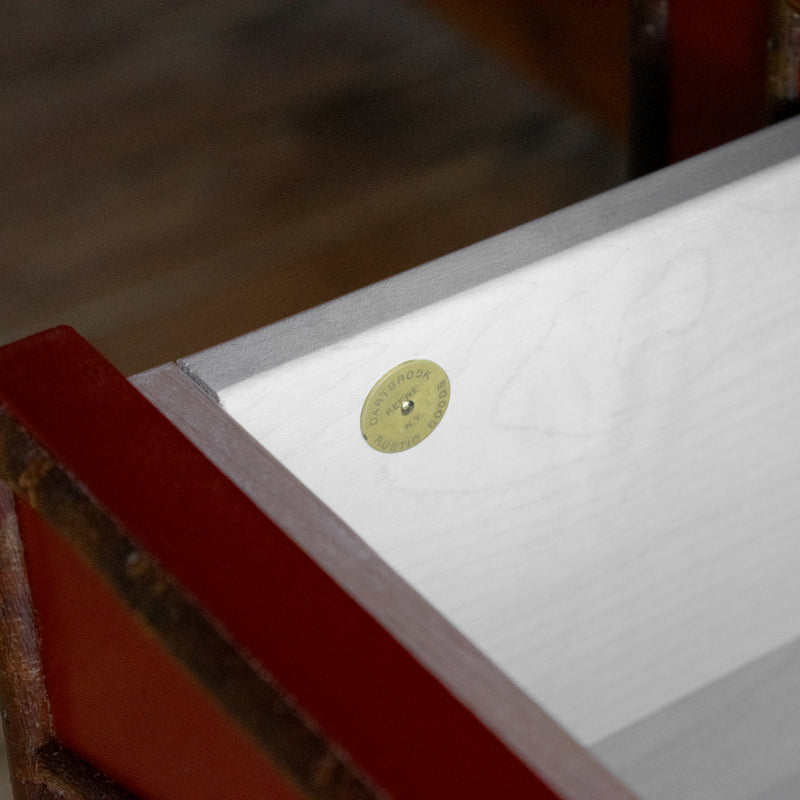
[592,636,800,800]
[133,363,638,800]
[217,152,800,749]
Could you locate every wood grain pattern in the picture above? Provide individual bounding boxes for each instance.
[180,114,800,395]
[186,120,800,798]
[218,150,800,745]
[0,485,52,800]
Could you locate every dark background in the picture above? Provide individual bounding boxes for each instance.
[1,0,628,376]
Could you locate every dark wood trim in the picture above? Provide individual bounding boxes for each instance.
[0,483,52,800]
[768,0,800,121]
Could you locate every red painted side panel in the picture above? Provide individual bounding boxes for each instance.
[16,498,302,800]
[0,328,561,799]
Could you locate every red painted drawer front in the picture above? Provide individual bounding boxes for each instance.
[0,327,564,799]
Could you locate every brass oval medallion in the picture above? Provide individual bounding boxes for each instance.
[360,359,450,453]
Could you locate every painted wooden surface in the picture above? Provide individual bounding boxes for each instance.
[593,635,800,800]
[13,498,306,800]
[183,118,800,797]
[1,327,634,800]
[133,363,637,800]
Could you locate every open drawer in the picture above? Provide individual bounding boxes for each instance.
[3,115,800,800]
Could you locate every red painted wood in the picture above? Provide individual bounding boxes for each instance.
[0,327,562,799]
[16,497,303,800]
[669,0,771,161]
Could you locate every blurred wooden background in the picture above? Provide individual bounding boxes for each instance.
[0,0,628,377]
[1,2,627,794]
